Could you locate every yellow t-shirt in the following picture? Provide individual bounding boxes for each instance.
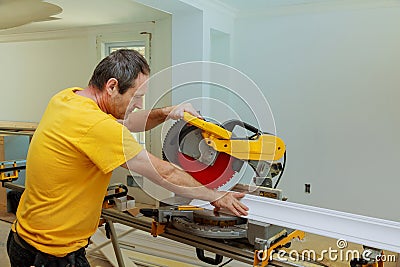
[14,87,142,257]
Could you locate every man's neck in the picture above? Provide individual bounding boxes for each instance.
[75,87,109,113]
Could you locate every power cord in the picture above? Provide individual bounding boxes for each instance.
[273,151,286,189]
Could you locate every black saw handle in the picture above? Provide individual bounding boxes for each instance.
[222,119,262,136]
[196,248,223,265]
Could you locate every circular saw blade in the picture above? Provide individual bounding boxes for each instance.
[177,152,236,189]
[163,119,241,189]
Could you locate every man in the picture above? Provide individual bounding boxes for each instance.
[7,49,248,267]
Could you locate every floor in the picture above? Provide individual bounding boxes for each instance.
[0,220,11,267]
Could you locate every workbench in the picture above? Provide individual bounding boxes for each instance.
[101,208,256,266]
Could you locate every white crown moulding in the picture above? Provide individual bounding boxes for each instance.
[191,194,400,253]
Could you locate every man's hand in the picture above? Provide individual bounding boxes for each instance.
[211,191,249,217]
[121,103,202,132]
[167,103,202,120]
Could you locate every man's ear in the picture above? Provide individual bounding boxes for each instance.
[105,78,118,95]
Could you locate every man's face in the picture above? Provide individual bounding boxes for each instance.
[110,72,148,119]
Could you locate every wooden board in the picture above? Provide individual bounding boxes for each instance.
[0,121,38,131]
[0,121,37,136]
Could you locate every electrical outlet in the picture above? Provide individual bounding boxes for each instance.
[305,183,311,194]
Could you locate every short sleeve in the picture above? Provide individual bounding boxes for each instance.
[77,119,143,173]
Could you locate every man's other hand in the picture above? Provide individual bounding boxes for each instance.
[211,191,249,217]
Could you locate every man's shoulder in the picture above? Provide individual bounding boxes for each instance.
[43,87,115,133]
[51,87,82,99]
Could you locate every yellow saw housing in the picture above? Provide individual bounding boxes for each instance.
[183,112,285,161]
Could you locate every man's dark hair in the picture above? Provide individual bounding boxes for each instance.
[88,49,150,94]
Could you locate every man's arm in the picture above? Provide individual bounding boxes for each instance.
[122,104,201,132]
[121,150,248,217]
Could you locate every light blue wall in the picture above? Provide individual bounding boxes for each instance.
[232,6,400,221]
[4,135,30,211]
[4,136,29,186]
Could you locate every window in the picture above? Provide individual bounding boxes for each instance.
[104,41,146,58]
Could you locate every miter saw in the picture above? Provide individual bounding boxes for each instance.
[140,112,308,266]
[162,112,286,189]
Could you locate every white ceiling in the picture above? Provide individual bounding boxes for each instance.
[0,0,379,35]
[0,0,170,35]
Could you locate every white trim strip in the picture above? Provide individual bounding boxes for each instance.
[191,195,400,253]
